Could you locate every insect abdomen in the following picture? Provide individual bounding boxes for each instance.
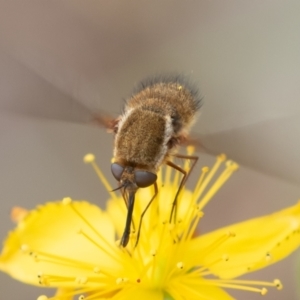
[127,75,201,134]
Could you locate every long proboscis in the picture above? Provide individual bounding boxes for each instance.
[120,190,135,247]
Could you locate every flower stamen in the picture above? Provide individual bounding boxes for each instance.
[200,231,235,259]
[193,154,226,204]
[80,286,121,300]
[182,208,204,243]
[77,229,122,265]
[25,248,95,270]
[67,200,120,258]
[84,154,118,200]
[2,152,296,300]
[37,287,94,300]
[197,160,239,210]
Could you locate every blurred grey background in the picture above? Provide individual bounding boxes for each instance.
[0,1,300,299]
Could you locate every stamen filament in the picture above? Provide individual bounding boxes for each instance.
[192,166,209,203]
[211,279,282,288]
[156,168,163,187]
[197,161,238,210]
[84,154,117,200]
[173,209,203,263]
[193,154,226,203]
[35,258,92,270]
[137,258,155,282]
[68,202,120,258]
[80,286,121,300]
[165,261,185,282]
[39,287,99,300]
[78,229,124,266]
[183,278,269,294]
[150,253,157,283]
[183,146,194,172]
[199,232,234,259]
[165,285,185,300]
[183,209,203,242]
[28,249,94,270]
[187,256,228,277]
[110,286,136,300]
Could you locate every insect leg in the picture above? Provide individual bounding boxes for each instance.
[167,154,198,223]
[175,154,199,186]
[135,182,158,247]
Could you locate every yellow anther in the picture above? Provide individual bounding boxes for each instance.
[274,279,283,290]
[217,154,227,161]
[176,262,184,269]
[116,278,123,284]
[260,288,268,295]
[38,275,49,286]
[116,277,128,284]
[37,296,48,300]
[187,145,195,155]
[62,197,72,205]
[226,160,239,170]
[202,166,209,173]
[20,244,29,253]
[265,253,272,261]
[76,276,88,284]
[83,153,95,163]
[196,211,204,218]
[226,231,236,237]
[222,254,229,261]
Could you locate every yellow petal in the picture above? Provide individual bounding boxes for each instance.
[168,278,235,300]
[0,200,119,286]
[113,287,163,300]
[37,289,75,300]
[188,202,300,278]
[54,288,75,300]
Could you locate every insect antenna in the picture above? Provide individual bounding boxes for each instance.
[111,183,126,192]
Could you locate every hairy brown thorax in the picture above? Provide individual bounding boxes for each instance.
[109,75,201,247]
[113,78,201,172]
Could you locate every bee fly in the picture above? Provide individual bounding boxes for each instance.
[99,75,202,247]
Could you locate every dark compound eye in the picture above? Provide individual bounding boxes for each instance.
[134,171,157,188]
[111,163,124,181]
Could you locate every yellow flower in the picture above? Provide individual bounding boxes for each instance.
[1,152,300,300]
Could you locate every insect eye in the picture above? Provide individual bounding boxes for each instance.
[111,163,124,181]
[134,171,157,188]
